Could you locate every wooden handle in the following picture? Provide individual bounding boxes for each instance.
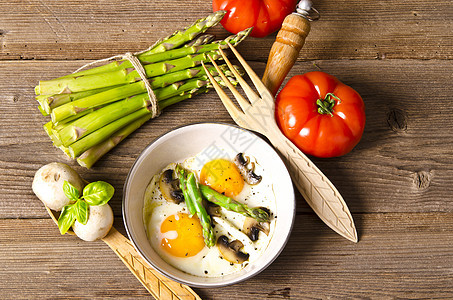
[45,207,199,298]
[45,205,200,299]
[262,13,311,96]
[102,228,201,300]
[266,129,358,243]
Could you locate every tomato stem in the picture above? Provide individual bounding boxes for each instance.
[316,93,341,117]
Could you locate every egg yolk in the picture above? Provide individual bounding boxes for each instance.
[160,213,205,257]
[200,159,244,197]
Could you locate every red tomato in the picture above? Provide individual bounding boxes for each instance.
[276,72,366,158]
[212,0,297,38]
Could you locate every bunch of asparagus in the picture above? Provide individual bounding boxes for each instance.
[35,11,251,168]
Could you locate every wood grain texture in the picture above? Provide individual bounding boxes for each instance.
[1,59,452,218]
[1,0,452,298]
[1,213,452,299]
[0,0,451,61]
[102,228,201,300]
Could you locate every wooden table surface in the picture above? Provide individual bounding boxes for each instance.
[1,0,452,299]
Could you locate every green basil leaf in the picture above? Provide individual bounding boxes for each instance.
[74,200,89,225]
[58,204,76,235]
[63,180,80,202]
[82,181,114,206]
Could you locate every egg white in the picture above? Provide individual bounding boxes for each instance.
[143,147,277,278]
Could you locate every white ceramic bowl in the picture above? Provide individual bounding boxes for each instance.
[123,123,295,287]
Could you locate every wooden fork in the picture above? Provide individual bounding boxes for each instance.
[202,43,358,243]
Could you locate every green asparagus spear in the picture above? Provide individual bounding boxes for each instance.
[43,121,63,147]
[184,34,215,47]
[137,27,251,65]
[38,27,252,96]
[140,10,226,56]
[37,104,48,116]
[56,93,150,146]
[186,172,216,247]
[158,86,208,110]
[200,184,270,223]
[52,106,100,127]
[37,85,122,115]
[175,164,197,216]
[76,114,151,168]
[68,107,149,158]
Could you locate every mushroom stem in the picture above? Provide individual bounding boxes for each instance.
[159,169,184,204]
[234,153,262,185]
[213,216,256,255]
[217,235,249,264]
[243,214,270,241]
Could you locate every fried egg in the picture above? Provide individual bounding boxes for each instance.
[200,158,244,197]
[143,147,276,277]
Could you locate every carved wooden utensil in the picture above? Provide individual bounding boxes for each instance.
[203,40,357,243]
[45,206,201,300]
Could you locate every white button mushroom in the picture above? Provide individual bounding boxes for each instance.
[72,204,114,241]
[32,162,85,211]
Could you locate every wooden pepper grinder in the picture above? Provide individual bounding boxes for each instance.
[262,0,319,96]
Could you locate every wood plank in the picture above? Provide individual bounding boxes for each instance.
[0,0,451,61]
[1,0,451,298]
[1,213,452,299]
[0,219,152,299]
[1,59,452,219]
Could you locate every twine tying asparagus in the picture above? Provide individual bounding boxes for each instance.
[122,52,160,117]
[35,12,256,168]
[73,46,161,118]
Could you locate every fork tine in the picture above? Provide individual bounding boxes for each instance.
[217,47,260,104]
[227,42,272,98]
[207,54,251,112]
[201,61,243,121]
